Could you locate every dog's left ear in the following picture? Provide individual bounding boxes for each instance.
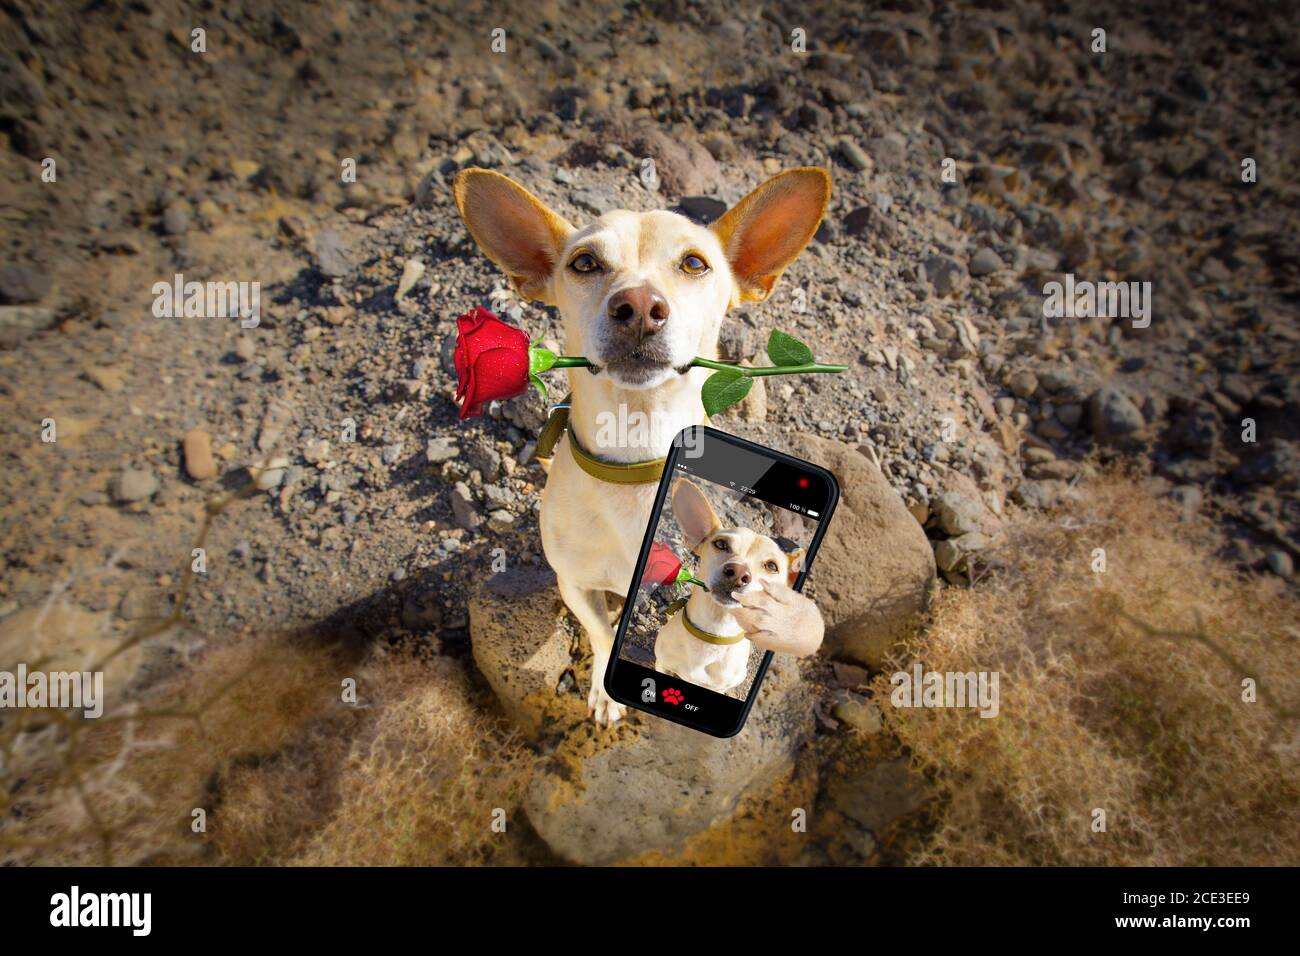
[785,548,805,588]
[453,168,574,303]
[672,478,722,550]
[711,167,831,304]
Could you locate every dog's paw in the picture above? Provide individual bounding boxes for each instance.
[587,684,625,727]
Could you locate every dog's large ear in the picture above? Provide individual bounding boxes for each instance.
[785,548,805,588]
[672,479,721,550]
[711,167,831,304]
[453,168,574,303]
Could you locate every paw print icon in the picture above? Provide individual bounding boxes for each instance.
[662,687,685,705]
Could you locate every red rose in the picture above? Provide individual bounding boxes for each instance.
[642,542,685,587]
[641,542,707,590]
[454,307,531,419]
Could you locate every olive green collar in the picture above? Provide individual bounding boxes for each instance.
[533,394,666,484]
[663,596,746,645]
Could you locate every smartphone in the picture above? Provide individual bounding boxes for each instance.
[605,425,839,737]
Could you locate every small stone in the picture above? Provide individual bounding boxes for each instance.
[1087,386,1146,442]
[1026,459,1079,481]
[832,662,870,687]
[1008,369,1038,399]
[452,482,483,530]
[256,457,288,489]
[162,204,191,236]
[968,247,1005,277]
[381,442,404,465]
[82,365,126,392]
[934,491,991,536]
[0,306,56,346]
[233,336,256,362]
[303,438,331,464]
[183,427,218,480]
[1266,551,1293,578]
[229,158,261,180]
[1056,402,1084,428]
[839,139,874,174]
[676,196,728,224]
[921,254,968,296]
[487,509,516,532]
[395,258,425,302]
[315,230,352,278]
[0,264,52,304]
[113,468,159,503]
[833,693,883,733]
[427,436,460,463]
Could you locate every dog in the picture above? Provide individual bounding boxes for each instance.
[453,165,829,724]
[653,478,804,695]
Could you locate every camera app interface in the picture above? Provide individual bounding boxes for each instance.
[618,447,828,705]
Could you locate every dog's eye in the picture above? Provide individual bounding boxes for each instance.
[764,561,779,573]
[569,252,602,274]
[711,538,729,552]
[680,254,710,276]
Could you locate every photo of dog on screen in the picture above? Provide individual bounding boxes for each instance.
[620,477,814,699]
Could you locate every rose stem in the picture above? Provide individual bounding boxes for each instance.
[688,357,848,376]
[549,356,847,376]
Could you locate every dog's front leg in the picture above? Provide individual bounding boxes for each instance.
[556,577,626,726]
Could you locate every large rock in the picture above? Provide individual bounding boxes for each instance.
[524,654,812,865]
[780,432,936,668]
[469,565,571,737]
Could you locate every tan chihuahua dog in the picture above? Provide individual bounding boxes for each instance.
[453,166,829,724]
[654,479,805,695]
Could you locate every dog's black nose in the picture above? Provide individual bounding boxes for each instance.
[607,285,669,339]
[722,562,751,587]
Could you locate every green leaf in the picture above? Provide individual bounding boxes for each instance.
[529,372,548,399]
[701,369,753,417]
[766,328,814,367]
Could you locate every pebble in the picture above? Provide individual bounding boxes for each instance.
[0,306,56,346]
[1008,369,1038,398]
[921,254,968,296]
[315,230,353,278]
[1087,386,1145,441]
[934,491,990,537]
[113,468,159,503]
[968,247,1004,276]
[427,436,460,463]
[1265,551,1293,578]
[451,482,483,530]
[839,139,874,173]
[833,693,883,733]
[162,204,191,236]
[303,438,331,464]
[395,258,425,302]
[0,264,51,304]
[183,427,218,480]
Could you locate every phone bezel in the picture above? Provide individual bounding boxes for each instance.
[604,425,840,737]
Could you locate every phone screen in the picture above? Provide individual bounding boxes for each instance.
[606,427,837,736]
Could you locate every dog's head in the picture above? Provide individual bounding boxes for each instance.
[453,167,830,390]
[671,478,804,609]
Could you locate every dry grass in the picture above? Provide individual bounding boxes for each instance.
[875,475,1300,865]
[2,638,533,866]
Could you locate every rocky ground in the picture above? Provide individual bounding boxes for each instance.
[1,0,1297,865]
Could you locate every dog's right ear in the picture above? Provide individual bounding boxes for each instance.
[453,168,574,303]
[711,167,830,305]
[672,479,721,550]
